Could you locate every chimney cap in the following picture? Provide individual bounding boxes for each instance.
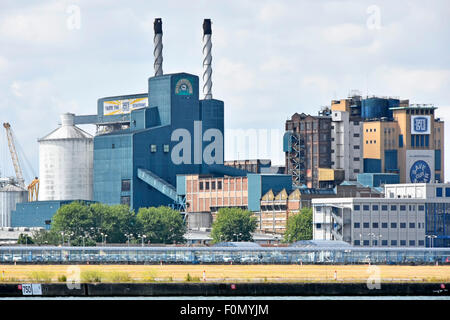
[203,19,212,35]
[154,18,162,34]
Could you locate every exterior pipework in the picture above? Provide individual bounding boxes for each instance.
[153,18,163,77]
[202,19,212,100]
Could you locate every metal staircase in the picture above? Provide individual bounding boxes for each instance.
[137,168,186,211]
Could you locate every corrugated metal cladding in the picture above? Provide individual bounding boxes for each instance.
[39,113,93,201]
[384,150,398,171]
[11,200,96,228]
[361,98,398,119]
[435,149,442,171]
[363,158,382,173]
[0,184,27,227]
[93,72,231,212]
[357,173,399,187]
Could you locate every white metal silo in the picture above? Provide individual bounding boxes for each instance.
[0,180,27,227]
[39,113,93,201]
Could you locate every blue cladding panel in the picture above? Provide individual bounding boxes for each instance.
[363,158,382,173]
[94,133,133,206]
[283,132,292,152]
[399,135,403,148]
[384,150,398,171]
[11,200,96,228]
[435,150,441,171]
[247,174,292,212]
[357,173,399,187]
[176,175,186,196]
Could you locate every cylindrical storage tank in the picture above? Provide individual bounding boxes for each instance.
[39,113,93,201]
[0,184,27,227]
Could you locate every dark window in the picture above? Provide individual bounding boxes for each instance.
[418,205,425,211]
[363,222,370,228]
[437,188,443,197]
[199,182,204,190]
[391,240,397,246]
[354,240,360,246]
[400,205,406,211]
[353,121,359,125]
[391,222,397,228]
[120,196,130,206]
[373,240,378,246]
[373,222,379,228]
[363,240,370,246]
[418,240,425,246]
[316,206,322,212]
[205,182,210,190]
[353,205,360,211]
[382,205,388,211]
[316,223,322,229]
[363,205,370,211]
[446,188,450,197]
[112,144,115,149]
[121,179,131,192]
[382,240,388,246]
[354,169,360,173]
[218,181,222,189]
[409,240,415,246]
[409,223,415,228]
[390,205,397,211]
[354,157,360,161]
[400,240,406,246]
[353,133,360,137]
[212,181,216,190]
[372,205,379,211]
[400,223,406,229]
[382,222,388,228]
[354,222,360,228]
[354,145,360,150]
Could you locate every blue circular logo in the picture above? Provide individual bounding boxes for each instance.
[410,160,431,183]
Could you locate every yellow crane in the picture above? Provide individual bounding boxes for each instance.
[3,122,39,201]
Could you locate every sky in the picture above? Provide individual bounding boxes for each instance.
[0,0,449,182]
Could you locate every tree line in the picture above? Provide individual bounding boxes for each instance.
[19,202,313,246]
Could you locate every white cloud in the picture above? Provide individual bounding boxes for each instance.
[0,2,69,45]
[258,2,287,22]
[322,23,367,44]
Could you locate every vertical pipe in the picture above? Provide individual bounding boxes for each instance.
[154,18,163,76]
[202,19,212,99]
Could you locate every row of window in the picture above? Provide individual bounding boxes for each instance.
[199,181,223,191]
[353,204,425,211]
[353,222,424,229]
[354,240,424,246]
[411,135,429,148]
[150,144,170,153]
[435,187,450,197]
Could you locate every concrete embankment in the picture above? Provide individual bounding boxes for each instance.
[0,282,449,297]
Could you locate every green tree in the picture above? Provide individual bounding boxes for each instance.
[210,207,257,243]
[136,206,186,244]
[31,229,61,246]
[17,233,34,245]
[51,201,94,241]
[89,203,137,243]
[284,207,313,243]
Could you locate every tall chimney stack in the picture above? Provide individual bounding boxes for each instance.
[202,19,212,99]
[154,18,163,76]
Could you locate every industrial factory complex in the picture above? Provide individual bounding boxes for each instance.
[0,18,449,248]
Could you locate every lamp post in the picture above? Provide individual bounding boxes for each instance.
[426,235,437,248]
[141,235,147,247]
[125,233,132,247]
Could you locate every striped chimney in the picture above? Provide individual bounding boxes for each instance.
[153,18,163,76]
[202,19,212,99]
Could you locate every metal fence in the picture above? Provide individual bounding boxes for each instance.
[1,246,450,265]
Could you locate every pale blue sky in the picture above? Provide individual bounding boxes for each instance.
[0,0,449,182]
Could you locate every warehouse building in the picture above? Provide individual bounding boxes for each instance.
[312,183,450,247]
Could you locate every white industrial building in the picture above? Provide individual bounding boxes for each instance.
[331,110,363,181]
[312,183,450,248]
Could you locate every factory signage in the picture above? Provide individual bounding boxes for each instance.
[103,97,148,116]
[411,116,430,134]
[406,150,434,183]
[175,78,193,96]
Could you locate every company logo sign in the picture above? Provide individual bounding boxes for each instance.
[103,97,148,116]
[411,116,430,134]
[175,78,193,96]
[409,160,431,183]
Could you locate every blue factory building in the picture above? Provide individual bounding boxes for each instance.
[94,72,230,212]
